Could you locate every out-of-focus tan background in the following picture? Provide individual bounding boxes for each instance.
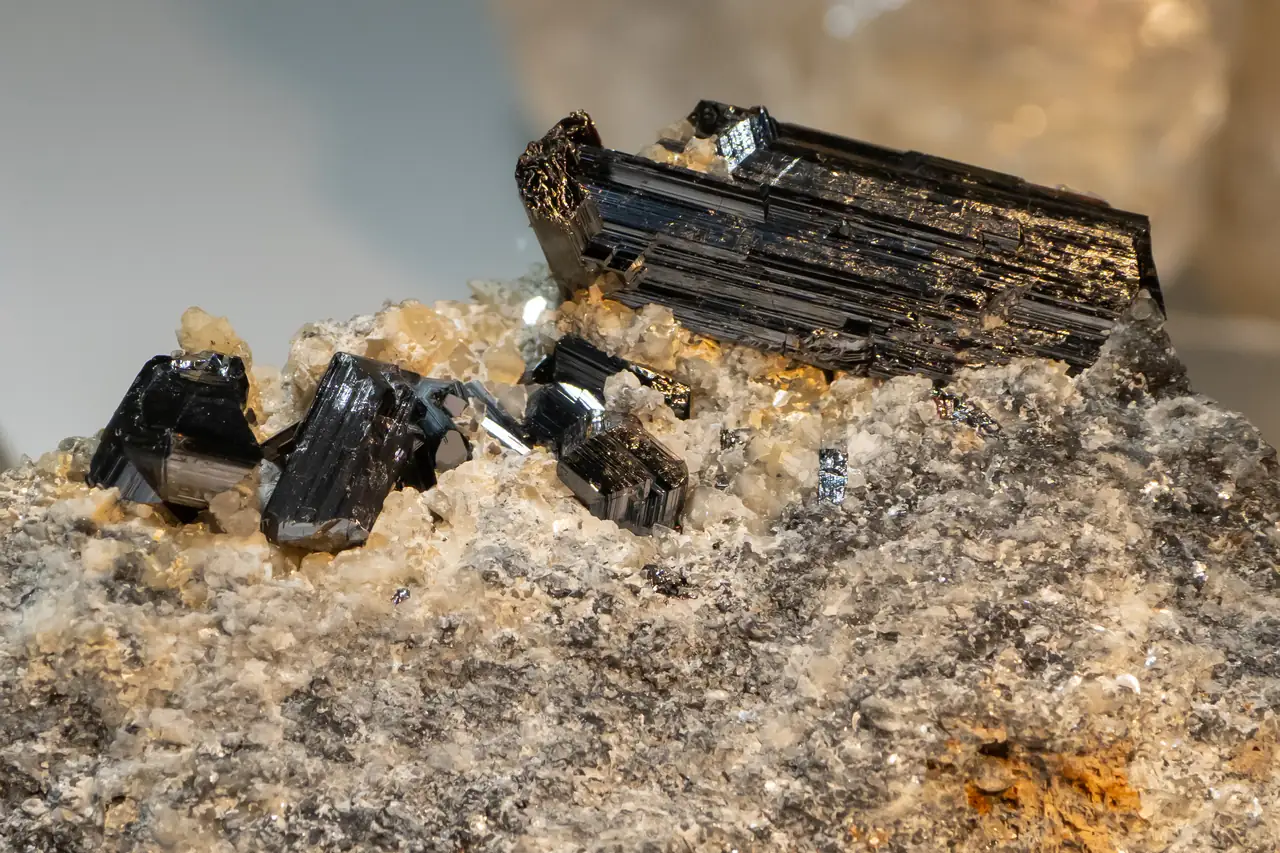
[490,0,1280,442]
[1,0,1277,468]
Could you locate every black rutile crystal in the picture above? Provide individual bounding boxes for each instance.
[260,360,475,549]
[557,412,687,532]
[401,384,471,491]
[932,389,1001,437]
[817,448,848,505]
[524,381,603,449]
[262,354,418,551]
[530,335,691,419]
[260,423,298,464]
[88,352,262,510]
[517,100,1163,379]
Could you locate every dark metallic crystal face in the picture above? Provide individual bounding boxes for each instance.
[817,448,848,505]
[516,100,1163,379]
[556,412,688,533]
[530,335,691,420]
[87,352,262,513]
[261,353,475,552]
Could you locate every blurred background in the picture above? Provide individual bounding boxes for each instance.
[1,0,1278,467]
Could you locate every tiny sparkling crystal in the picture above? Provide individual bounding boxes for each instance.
[517,100,1163,379]
[932,389,1002,436]
[817,448,848,504]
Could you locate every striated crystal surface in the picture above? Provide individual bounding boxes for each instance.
[87,352,262,511]
[262,353,420,551]
[524,380,602,449]
[517,101,1163,379]
[530,334,692,418]
[817,447,848,504]
[557,412,688,532]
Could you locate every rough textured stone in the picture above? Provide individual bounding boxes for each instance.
[3,275,1280,851]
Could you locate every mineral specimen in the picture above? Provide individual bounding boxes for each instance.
[516,101,1162,379]
[9,283,1280,851]
[262,353,421,551]
[932,388,1002,436]
[400,383,470,491]
[557,412,688,531]
[530,334,692,418]
[817,447,848,504]
[524,380,603,449]
[462,379,533,455]
[87,352,262,511]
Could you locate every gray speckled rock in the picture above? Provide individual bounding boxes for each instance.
[2,286,1279,852]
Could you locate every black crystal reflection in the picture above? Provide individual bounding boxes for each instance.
[262,353,471,552]
[557,413,688,532]
[88,352,262,514]
[524,380,604,450]
[516,101,1163,380]
[817,448,848,505]
[530,335,692,419]
[932,389,1002,437]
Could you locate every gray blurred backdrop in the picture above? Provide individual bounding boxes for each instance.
[2,0,1278,467]
[0,0,540,465]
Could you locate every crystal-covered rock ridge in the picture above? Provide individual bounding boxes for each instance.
[5,281,1280,850]
[517,100,1163,379]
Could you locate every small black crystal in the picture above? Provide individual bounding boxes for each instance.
[932,389,1002,437]
[557,412,687,532]
[401,382,471,491]
[530,335,691,419]
[88,352,262,511]
[524,381,603,449]
[642,563,693,598]
[517,101,1163,379]
[817,448,848,505]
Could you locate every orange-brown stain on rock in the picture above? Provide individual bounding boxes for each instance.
[1230,730,1277,781]
[960,741,1142,853]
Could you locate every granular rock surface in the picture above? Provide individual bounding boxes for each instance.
[2,277,1279,851]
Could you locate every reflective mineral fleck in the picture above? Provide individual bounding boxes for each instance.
[4,276,1280,850]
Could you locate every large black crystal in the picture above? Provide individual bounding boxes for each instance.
[262,353,469,551]
[557,412,687,532]
[88,352,262,511]
[517,101,1163,379]
[530,335,691,419]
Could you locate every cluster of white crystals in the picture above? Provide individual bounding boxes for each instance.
[2,272,1280,851]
